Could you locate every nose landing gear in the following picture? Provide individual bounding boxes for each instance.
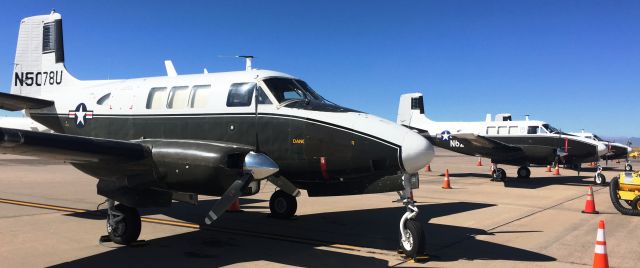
[594,164,607,185]
[398,173,425,259]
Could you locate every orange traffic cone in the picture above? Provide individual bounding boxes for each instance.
[227,199,242,212]
[592,220,609,268]
[581,186,599,214]
[546,165,552,172]
[476,158,483,166]
[442,169,452,189]
[553,165,561,175]
[425,164,432,172]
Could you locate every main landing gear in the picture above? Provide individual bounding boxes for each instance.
[594,164,607,185]
[491,163,507,181]
[105,199,141,245]
[398,173,425,259]
[517,166,531,179]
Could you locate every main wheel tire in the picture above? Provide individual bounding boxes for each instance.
[107,204,141,245]
[399,219,425,259]
[594,173,606,185]
[625,164,633,171]
[492,168,506,181]
[517,166,531,179]
[269,190,297,219]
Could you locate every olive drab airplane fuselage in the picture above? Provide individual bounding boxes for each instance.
[26,70,432,196]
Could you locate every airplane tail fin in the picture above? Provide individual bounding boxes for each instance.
[11,11,78,98]
[397,93,432,126]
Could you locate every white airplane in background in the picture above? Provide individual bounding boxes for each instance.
[398,93,608,184]
[570,131,633,171]
[0,11,434,258]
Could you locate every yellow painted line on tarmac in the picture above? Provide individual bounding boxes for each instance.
[0,197,399,258]
[0,198,86,213]
[140,217,200,229]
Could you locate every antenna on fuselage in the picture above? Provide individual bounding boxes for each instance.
[237,55,254,71]
[525,114,530,121]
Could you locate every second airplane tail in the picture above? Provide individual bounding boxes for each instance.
[397,93,433,127]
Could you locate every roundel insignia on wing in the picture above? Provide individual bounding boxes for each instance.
[68,103,94,128]
[440,130,451,141]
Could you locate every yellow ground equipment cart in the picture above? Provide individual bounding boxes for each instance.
[610,171,640,216]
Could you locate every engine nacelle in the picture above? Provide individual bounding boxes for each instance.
[140,139,254,196]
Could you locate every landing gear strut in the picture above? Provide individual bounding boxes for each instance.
[594,164,607,185]
[106,200,141,245]
[269,190,297,219]
[491,163,507,181]
[625,161,633,172]
[398,173,425,259]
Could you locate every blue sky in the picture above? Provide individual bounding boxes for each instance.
[0,0,638,136]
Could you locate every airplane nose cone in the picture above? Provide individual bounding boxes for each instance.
[401,130,434,173]
[597,143,607,156]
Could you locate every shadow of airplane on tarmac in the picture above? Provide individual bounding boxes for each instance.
[61,199,555,266]
[446,172,603,190]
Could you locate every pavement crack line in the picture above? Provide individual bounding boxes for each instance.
[432,186,608,254]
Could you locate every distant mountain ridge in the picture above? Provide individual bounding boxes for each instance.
[601,136,640,147]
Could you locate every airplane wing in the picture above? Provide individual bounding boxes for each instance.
[0,92,54,111]
[0,127,149,162]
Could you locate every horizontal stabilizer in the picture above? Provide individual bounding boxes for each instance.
[0,92,54,111]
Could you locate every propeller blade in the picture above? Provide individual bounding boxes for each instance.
[204,151,279,224]
[268,176,301,197]
[204,174,251,224]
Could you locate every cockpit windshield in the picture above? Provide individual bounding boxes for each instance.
[541,124,561,134]
[262,78,328,104]
[593,134,605,141]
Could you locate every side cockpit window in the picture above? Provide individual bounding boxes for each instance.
[226,83,255,107]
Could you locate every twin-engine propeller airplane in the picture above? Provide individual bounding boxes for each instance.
[569,131,633,171]
[0,12,434,257]
[397,93,608,184]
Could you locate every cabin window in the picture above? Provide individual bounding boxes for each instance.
[527,126,538,134]
[486,126,497,135]
[497,126,508,135]
[167,86,189,109]
[190,85,212,108]
[508,126,518,134]
[97,93,111,105]
[146,87,168,109]
[226,83,255,107]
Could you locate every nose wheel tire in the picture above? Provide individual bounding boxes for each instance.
[107,204,141,245]
[269,190,297,219]
[399,219,425,259]
[594,173,606,185]
[517,166,531,179]
[625,163,633,171]
[492,168,507,181]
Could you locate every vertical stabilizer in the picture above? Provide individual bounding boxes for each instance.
[397,93,432,126]
[11,11,78,97]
